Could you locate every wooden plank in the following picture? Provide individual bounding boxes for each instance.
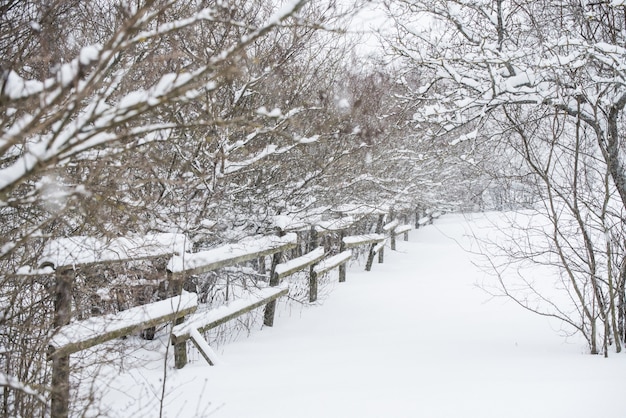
[48,293,198,359]
[342,234,385,249]
[189,328,220,366]
[373,239,387,255]
[313,250,352,276]
[172,286,288,343]
[275,247,325,279]
[394,225,412,235]
[382,220,399,232]
[167,233,298,276]
[39,233,189,270]
[418,216,432,226]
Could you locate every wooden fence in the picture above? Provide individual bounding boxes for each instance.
[36,207,436,418]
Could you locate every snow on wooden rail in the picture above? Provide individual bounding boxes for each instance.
[373,239,387,255]
[313,250,352,276]
[171,286,289,345]
[418,216,432,226]
[342,234,385,249]
[274,247,325,279]
[167,233,298,276]
[418,211,442,227]
[382,220,399,232]
[394,224,412,235]
[38,233,189,269]
[48,293,198,359]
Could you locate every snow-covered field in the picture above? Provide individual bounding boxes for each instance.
[102,213,626,418]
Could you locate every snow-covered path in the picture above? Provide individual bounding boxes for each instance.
[109,213,626,417]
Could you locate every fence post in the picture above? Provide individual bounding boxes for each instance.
[263,228,285,326]
[51,268,73,418]
[365,243,377,271]
[308,226,319,302]
[376,214,384,265]
[338,230,347,282]
[415,206,422,229]
[309,269,318,303]
[390,208,396,250]
[171,275,189,369]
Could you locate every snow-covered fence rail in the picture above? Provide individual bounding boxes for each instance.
[48,293,198,359]
[313,250,352,276]
[383,220,399,232]
[342,234,386,249]
[383,221,413,250]
[418,209,443,228]
[171,286,288,366]
[274,247,326,303]
[306,249,352,302]
[274,247,325,279]
[342,234,386,272]
[394,224,412,241]
[167,233,298,277]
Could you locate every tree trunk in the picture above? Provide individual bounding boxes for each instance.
[263,229,285,326]
[51,269,74,418]
[606,106,626,211]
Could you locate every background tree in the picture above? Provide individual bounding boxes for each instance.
[0,0,372,415]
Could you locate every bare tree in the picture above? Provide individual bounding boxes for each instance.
[384,0,626,353]
[1,0,353,415]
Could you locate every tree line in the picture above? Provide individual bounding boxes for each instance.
[5,0,622,416]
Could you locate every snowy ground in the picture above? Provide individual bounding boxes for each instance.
[102,213,626,418]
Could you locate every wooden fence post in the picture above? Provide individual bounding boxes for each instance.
[415,206,422,229]
[375,214,384,265]
[171,274,189,369]
[389,209,397,251]
[51,268,73,418]
[263,229,285,326]
[365,243,377,271]
[141,264,168,341]
[308,226,319,302]
[338,230,347,282]
[309,270,318,303]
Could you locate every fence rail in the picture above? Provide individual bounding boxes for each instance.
[172,286,288,345]
[48,294,198,360]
